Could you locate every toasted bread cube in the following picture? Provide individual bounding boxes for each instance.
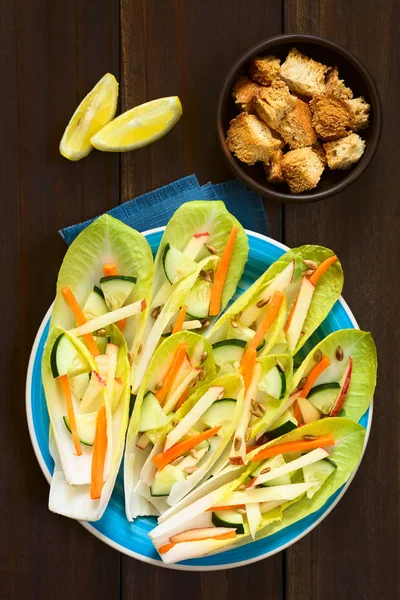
[311,141,327,167]
[324,133,366,169]
[280,48,328,97]
[278,99,317,149]
[226,112,284,165]
[347,97,370,130]
[249,55,281,85]
[264,150,285,184]
[325,66,353,100]
[281,147,324,193]
[232,76,263,111]
[254,80,297,130]
[310,94,353,140]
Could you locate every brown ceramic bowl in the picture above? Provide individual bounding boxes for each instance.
[217,34,382,203]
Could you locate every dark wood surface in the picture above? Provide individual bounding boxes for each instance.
[1,0,398,598]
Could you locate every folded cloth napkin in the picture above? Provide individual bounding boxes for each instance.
[60,174,268,245]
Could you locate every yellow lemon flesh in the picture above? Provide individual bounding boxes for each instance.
[90,96,183,152]
[60,73,119,161]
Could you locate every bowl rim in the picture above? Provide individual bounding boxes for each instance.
[25,227,373,570]
[217,33,383,204]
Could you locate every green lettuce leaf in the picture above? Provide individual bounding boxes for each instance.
[51,214,154,355]
[292,329,377,421]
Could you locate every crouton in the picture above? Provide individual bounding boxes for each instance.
[254,79,297,130]
[232,76,263,111]
[347,97,370,130]
[325,66,353,100]
[264,150,285,184]
[226,112,284,165]
[281,147,324,193]
[278,98,317,149]
[311,141,327,167]
[324,133,366,169]
[310,94,353,140]
[280,48,328,97]
[249,55,281,85]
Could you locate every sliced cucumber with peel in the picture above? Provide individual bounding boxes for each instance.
[202,399,236,432]
[212,510,244,534]
[83,286,108,320]
[263,365,286,399]
[162,244,196,285]
[99,275,137,311]
[308,382,340,414]
[212,339,246,365]
[139,391,169,432]
[63,411,98,446]
[186,278,212,319]
[50,333,91,378]
[266,411,297,440]
[69,372,91,400]
[150,464,186,497]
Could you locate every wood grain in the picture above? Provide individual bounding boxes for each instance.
[284,2,400,599]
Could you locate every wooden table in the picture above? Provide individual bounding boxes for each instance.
[2,1,399,598]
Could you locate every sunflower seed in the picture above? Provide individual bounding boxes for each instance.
[251,399,258,410]
[97,328,107,336]
[236,508,247,515]
[172,419,179,427]
[298,377,307,390]
[275,357,286,372]
[199,368,206,381]
[302,269,315,278]
[128,352,134,365]
[251,410,263,418]
[260,467,271,475]
[299,331,305,337]
[249,322,257,331]
[205,244,217,255]
[336,346,344,361]
[188,378,198,389]
[257,402,266,414]
[190,448,198,459]
[184,466,198,474]
[245,427,252,442]
[257,298,269,308]
[172,455,184,465]
[303,259,318,270]
[303,435,318,441]
[231,320,239,328]
[151,306,161,319]
[234,436,242,451]
[154,381,163,391]
[201,351,208,364]
[201,319,211,328]
[234,311,242,321]
[138,341,143,354]
[314,349,322,363]
[238,484,246,491]
[200,269,213,282]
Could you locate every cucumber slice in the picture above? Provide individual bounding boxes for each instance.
[63,411,98,446]
[99,275,137,311]
[162,243,196,285]
[186,279,212,319]
[139,391,169,432]
[212,510,244,534]
[150,464,186,497]
[212,339,246,365]
[267,411,297,440]
[50,333,91,378]
[202,399,236,432]
[82,287,108,320]
[263,365,286,399]
[308,382,340,414]
[69,372,91,400]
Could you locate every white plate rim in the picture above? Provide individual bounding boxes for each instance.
[25,227,373,571]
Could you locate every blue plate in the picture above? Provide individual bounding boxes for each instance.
[26,228,371,571]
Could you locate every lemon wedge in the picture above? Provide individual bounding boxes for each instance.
[90,96,183,152]
[60,73,119,161]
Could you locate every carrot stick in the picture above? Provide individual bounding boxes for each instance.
[206,505,245,511]
[285,297,298,333]
[299,356,331,398]
[240,347,257,391]
[209,226,238,316]
[59,375,82,456]
[247,291,284,352]
[250,434,335,462]
[309,255,337,286]
[175,388,189,411]
[294,400,303,427]
[61,287,99,357]
[159,542,176,554]
[90,406,108,499]
[103,263,117,276]
[156,343,187,404]
[117,318,126,332]
[172,305,188,334]
[213,531,236,541]
[152,426,221,470]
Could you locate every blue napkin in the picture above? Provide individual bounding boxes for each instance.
[60,175,268,245]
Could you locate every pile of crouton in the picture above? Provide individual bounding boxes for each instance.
[226,48,370,194]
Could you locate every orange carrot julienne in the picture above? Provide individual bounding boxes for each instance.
[209,226,238,316]
[175,388,189,410]
[247,290,284,352]
[299,355,331,399]
[172,305,188,334]
[240,347,257,392]
[250,434,335,462]
[59,375,82,456]
[159,542,175,554]
[156,343,187,404]
[213,531,237,541]
[117,317,126,331]
[90,406,108,499]
[206,504,245,512]
[103,263,117,277]
[152,426,221,470]
[285,296,298,333]
[61,287,99,357]
[294,400,303,427]
[309,255,337,286]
